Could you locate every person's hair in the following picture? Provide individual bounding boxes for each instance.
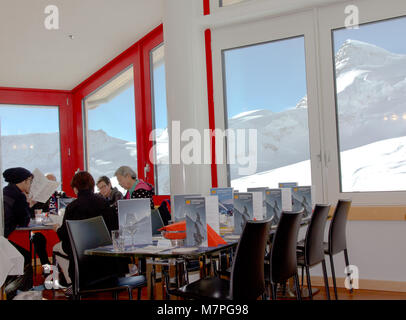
[70,171,95,191]
[114,166,137,179]
[96,175,111,186]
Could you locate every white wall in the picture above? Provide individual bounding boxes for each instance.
[163,0,406,287]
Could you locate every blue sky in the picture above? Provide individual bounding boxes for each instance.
[223,36,307,118]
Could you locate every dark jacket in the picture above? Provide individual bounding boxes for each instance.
[56,189,119,286]
[3,184,31,238]
[102,187,123,212]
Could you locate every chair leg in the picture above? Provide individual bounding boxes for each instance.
[305,266,313,300]
[321,260,331,300]
[301,265,305,288]
[113,291,118,300]
[128,288,133,300]
[294,273,301,301]
[343,249,353,293]
[270,283,277,300]
[329,254,338,300]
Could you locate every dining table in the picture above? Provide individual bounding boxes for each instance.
[85,237,239,300]
[15,219,57,274]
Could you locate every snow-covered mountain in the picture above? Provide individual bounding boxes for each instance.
[2,40,406,193]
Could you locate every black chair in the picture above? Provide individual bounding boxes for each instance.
[296,204,331,300]
[165,219,272,300]
[266,210,303,300]
[324,199,352,300]
[66,216,147,300]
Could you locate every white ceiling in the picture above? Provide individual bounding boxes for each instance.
[0,0,164,90]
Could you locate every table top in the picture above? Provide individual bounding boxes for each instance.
[15,220,56,231]
[85,240,238,259]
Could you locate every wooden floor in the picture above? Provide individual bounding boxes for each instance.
[33,268,406,301]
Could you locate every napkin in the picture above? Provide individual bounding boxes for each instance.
[159,221,227,247]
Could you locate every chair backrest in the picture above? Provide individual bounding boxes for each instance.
[230,218,272,300]
[66,216,112,292]
[304,204,331,266]
[151,209,165,235]
[328,199,352,255]
[270,210,303,284]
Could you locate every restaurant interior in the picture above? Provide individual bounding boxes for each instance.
[1,0,406,302]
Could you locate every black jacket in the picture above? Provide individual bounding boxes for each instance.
[3,184,31,238]
[56,189,119,285]
[99,187,123,212]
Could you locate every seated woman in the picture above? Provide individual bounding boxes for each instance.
[2,167,50,297]
[96,175,123,212]
[56,171,128,296]
[114,166,154,209]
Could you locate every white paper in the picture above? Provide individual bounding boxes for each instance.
[251,192,263,220]
[0,236,24,287]
[281,188,292,211]
[29,168,60,203]
[205,195,220,235]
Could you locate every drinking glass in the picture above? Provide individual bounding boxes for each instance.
[111,230,124,252]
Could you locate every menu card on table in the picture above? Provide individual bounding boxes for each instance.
[278,182,298,211]
[184,197,208,247]
[233,192,263,235]
[291,186,313,217]
[210,187,234,228]
[265,189,282,224]
[172,194,200,222]
[117,199,153,245]
[247,187,268,219]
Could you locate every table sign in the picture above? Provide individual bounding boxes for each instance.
[185,197,208,247]
[118,199,152,245]
[172,194,200,222]
[292,186,313,217]
[247,187,268,219]
[265,189,282,223]
[233,192,263,235]
[210,187,234,228]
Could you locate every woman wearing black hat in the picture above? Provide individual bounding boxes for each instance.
[2,167,50,297]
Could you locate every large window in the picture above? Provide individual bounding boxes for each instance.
[83,66,137,191]
[150,44,170,194]
[222,37,312,190]
[332,17,406,192]
[0,104,61,182]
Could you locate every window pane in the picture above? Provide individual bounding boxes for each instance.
[150,44,170,194]
[220,0,249,7]
[84,66,136,192]
[223,36,311,189]
[0,105,61,183]
[332,17,406,192]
